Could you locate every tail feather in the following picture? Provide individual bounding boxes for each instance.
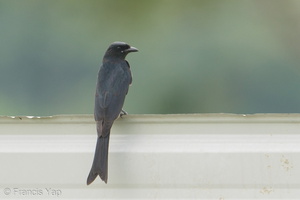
[87,135,110,185]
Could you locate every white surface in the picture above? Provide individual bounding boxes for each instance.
[0,114,300,199]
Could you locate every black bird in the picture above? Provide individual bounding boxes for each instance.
[87,42,138,185]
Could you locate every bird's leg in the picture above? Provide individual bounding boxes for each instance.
[120,109,128,118]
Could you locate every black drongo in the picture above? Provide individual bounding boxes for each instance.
[87,42,138,185]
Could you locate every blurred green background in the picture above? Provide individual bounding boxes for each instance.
[1,0,300,116]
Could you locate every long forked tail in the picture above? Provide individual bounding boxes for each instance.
[87,135,110,185]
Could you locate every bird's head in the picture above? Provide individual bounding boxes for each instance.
[104,41,138,59]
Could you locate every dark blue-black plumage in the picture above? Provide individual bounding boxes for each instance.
[87,42,138,185]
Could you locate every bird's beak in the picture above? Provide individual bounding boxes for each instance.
[124,46,138,53]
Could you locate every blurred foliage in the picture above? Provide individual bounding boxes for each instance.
[1,0,300,115]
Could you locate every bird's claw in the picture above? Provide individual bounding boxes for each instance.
[120,109,128,118]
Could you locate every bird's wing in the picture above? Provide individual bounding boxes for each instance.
[95,61,131,121]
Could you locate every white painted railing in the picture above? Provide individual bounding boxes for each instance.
[0,114,300,199]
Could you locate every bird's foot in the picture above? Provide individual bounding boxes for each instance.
[120,109,128,118]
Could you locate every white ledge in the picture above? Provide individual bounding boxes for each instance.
[0,114,300,199]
